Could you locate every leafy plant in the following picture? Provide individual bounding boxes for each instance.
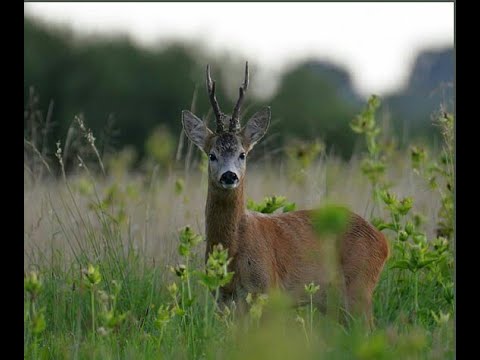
[83,264,102,342]
[350,95,389,199]
[247,195,296,214]
[409,110,454,240]
[24,271,47,358]
[351,97,454,326]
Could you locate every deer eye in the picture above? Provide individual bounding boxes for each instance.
[239,152,246,160]
[209,153,217,161]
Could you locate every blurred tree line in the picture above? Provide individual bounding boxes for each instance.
[24,17,453,172]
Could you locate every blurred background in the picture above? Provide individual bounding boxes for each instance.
[24,2,454,173]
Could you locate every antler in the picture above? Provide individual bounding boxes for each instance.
[230,61,249,133]
[206,64,224,133]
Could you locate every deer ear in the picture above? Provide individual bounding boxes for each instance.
[182,110,212,151]
[242,107,271,151]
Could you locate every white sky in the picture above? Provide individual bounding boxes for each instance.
[24,2,454,98]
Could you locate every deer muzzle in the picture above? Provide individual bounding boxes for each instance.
[219,171,239,189]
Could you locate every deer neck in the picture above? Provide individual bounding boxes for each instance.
[205,179,245,255]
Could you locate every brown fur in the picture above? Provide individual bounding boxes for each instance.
[204,168,389,327]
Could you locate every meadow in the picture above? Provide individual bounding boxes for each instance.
[24,96,454,359]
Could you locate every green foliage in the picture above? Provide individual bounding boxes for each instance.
[24,179,454,360]
[350,95,388,192]
[178,225,204,257]
[303,282,320,339]
[311,204,349,237]
[25,271,43,299]
[351,97,454,327]
[83,264,102,288]
[199,244,234,291]
[247,195,296,214]
[24,271,47,358]
[409,110,454,240]
[97,281,129,335]
[410,145,427,172]
[31,310,47,336]
[87,182,136,226]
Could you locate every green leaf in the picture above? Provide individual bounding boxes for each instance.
[397,197,413,215]
[311,204,350,237]
[282,202,296,213]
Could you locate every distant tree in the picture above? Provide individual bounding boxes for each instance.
[269,61,362,158]
[24,16,453,170]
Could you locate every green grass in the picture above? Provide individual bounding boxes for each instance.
[24,99,454,359]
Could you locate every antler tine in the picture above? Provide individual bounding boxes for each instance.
[230,61,249,133]
[206,64,224,133]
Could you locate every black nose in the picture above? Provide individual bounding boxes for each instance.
[220,171,238,185]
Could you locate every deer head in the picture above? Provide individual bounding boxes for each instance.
[182,62,271,190]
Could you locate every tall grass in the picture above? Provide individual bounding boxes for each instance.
[24,95,454,359]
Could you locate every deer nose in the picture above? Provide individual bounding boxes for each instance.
[220,171,238,185]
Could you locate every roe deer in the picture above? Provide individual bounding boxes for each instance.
[181,62,389,327]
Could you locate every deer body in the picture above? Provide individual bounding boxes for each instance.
[182,63,389,326]
[205,175,388,320]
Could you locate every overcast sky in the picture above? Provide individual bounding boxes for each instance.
[24,2,454,98]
